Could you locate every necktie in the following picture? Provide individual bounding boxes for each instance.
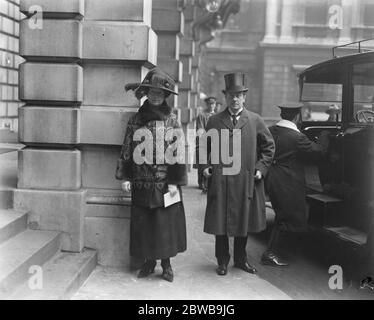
[231,111,241,126]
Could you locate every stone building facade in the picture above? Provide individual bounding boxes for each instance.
[11,0,240,268]
[0,0,23,142]
[201,0,374,122]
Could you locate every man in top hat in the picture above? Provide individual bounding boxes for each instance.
[262,102,329,266]
[195,96,217,192]
[200,73,275,276]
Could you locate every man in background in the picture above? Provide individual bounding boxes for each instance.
[195,96,217,192]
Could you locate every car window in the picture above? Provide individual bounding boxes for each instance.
[353,62,374,123]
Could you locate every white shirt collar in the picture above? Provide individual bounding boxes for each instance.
[276,119,300,133]
[228,107,243,116]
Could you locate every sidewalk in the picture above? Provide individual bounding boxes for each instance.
[73,171,291,300]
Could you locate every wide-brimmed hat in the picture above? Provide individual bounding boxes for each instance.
[325,104,341,114]
[125,67,178,99]
[222,73,248,94]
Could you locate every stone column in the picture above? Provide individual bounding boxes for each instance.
[191,54,201,115]
[180,2,198,169]
[351,0,362,40]
[263,0,278,42]
[339,0,353,43]
[16,0,157,267]
[279,0,294,43]
[152,0,184,109]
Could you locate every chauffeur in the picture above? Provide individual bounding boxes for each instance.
[263,103,329,266]
[201,73,275,276]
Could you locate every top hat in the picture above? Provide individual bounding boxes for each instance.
[222,73,248,94]
[125,67,178,99]
[325,104,341,114]
[204,96,217,104]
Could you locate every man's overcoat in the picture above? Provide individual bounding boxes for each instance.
[201,108,275,236]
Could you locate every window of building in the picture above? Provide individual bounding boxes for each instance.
[363,2,374,26]
[304,0,328,25]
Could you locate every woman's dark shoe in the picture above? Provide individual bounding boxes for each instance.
[162,265,174,282]
[137,260,156,278]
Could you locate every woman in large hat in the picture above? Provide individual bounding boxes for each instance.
[115,68,187,282]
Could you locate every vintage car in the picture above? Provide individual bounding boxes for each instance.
[298,40,374,260]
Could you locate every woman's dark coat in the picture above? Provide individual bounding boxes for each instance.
[115,100,187,260]
[265,125,328,232]
[200,107,275,236]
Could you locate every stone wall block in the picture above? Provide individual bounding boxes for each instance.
[152,8,184,35]
[81,146,122,190]
[158,58,183,82]
[20,19,82,61]
[85,216,130,267]
[14,189,86,252]
[85,0,152,25]
[20,0,84,19]
[83,65,148,107]
[157,34,180,60]
[18,148,82,190]
[80,106,137,145]
[19,62,83,105]
[19,106,79,144]
[180,38,195,56]
[83,22,157,66]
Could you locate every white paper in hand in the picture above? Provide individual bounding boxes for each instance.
[164,190,181,208]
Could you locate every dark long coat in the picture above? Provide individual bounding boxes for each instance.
[115,100,187,260]
[200,108,275,236]
[265,125,327,232]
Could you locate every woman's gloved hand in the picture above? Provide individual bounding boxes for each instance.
[168,184,178,197]
[121,181,132,193]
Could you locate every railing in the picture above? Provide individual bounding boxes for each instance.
[332,38,374,58]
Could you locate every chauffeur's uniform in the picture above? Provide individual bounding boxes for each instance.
[263,107,328,266]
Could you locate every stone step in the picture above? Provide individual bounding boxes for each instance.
[0,209,28,244]
[0,229,61,298]
[10,249,97,300]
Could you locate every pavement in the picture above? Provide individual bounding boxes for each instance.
[72,171,291,300]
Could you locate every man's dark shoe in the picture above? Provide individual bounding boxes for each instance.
[216,263,228,276]
[162,265,174,282]
[137,260,156,278]
[261,252,289,267]
[234,261,257,274]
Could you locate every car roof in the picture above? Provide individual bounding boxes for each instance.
[299,51,374,83]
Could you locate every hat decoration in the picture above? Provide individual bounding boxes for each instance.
[125,67,178,100]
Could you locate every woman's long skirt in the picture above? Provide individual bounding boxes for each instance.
[130,201,187,260]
